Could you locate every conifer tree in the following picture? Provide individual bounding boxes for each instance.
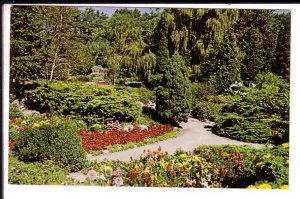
[156,52,192,125]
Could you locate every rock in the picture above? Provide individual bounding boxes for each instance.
[123,125,134,131]
[138,124,148,131]
[87,169,98,181]
[87,154,93,161]
[102,150,109,154]
[98,174,107,181]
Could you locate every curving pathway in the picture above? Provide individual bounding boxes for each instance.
[91,118,265,162]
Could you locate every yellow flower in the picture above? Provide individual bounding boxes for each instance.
[247,185,257,189]
[257,183,272,189]
[262,153,271,160]
[282,143,289,148]
[286,160,289,164]
[256,162,263,167]
[280,185,288,189]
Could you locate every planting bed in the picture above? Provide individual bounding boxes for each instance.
[78,124,173,151]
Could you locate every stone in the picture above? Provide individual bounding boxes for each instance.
[102,150,109,154]
[138,124,148,131]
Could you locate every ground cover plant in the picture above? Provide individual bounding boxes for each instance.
[78,124,174,151]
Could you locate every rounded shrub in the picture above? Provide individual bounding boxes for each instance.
[192,101,221,121]
[14,121,86,172]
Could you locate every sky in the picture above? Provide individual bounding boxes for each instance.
[78,6,290,17]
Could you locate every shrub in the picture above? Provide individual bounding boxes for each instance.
[193,145,262,187]
[25,81,142,126]
[216,73,289,143]
[156,53,192,125]
[191,101,221,121]
[8,155,70,185]
[9,103,23,119]
[14,122,86,172]
[76,75,91,81]
[191,82,216,105]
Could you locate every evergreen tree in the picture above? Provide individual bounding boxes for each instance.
[10,6,44,83]
[156,52,192,125]
[274,12,290,79]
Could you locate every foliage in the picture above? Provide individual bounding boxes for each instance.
[13,121,86,172]
[9,103,24,119]
[76,145,288,188]
[76,75,92,81]
[156,53,192,124]
[192,101,221,121]
[191,82,216,105]
[25,81,143,126]
[78,124,173,151]
[8,155,71,185]
[216,73,289,143]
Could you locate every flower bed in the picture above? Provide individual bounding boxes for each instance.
[78,124,173,151]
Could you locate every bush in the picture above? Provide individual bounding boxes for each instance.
[76,75,91,81]
[9,103,23,119]
[191,101,221,121]
[216,73,289,143]
[193,144,289,188]
[9,155,70,185]
[191,82,216,105]
[193,145,262,187]
[14,121,86,172]
[25,81,142,126]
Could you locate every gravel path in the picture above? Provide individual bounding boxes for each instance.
[91,118,265,162]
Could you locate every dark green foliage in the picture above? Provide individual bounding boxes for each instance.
[191,82,216,105]
[13,122,86,172]
[155,14,170,74]
[216,73,289,143]
[8,155,70,185]
[156,53,192,124]
[25,81,143,126]
[10,6,44,83]
[274,12,290,79]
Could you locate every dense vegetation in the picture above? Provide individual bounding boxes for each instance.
[9,6,290,188]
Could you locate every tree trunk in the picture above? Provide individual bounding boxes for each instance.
[49,8,63,81]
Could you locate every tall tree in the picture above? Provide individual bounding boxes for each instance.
[92,8,156,84]
[156,52,192,125]
[274,12,290,79]
[41,7,84,80]
[10,6,44,84]
[236,10,280,81]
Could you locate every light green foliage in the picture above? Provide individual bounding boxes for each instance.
[192,101,221,121]
[156,53,192,124]
[8,155,71,185]
[13,121,86,172]
[25,81,143,126]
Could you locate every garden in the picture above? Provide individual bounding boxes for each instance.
[8,6,290,189]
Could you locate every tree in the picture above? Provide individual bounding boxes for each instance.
[40,7,83,81]
[235,10,280,81]
[92,8,157,84]
[156,52,192,125]
[10,6,44,83]
[274,12,290,79]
